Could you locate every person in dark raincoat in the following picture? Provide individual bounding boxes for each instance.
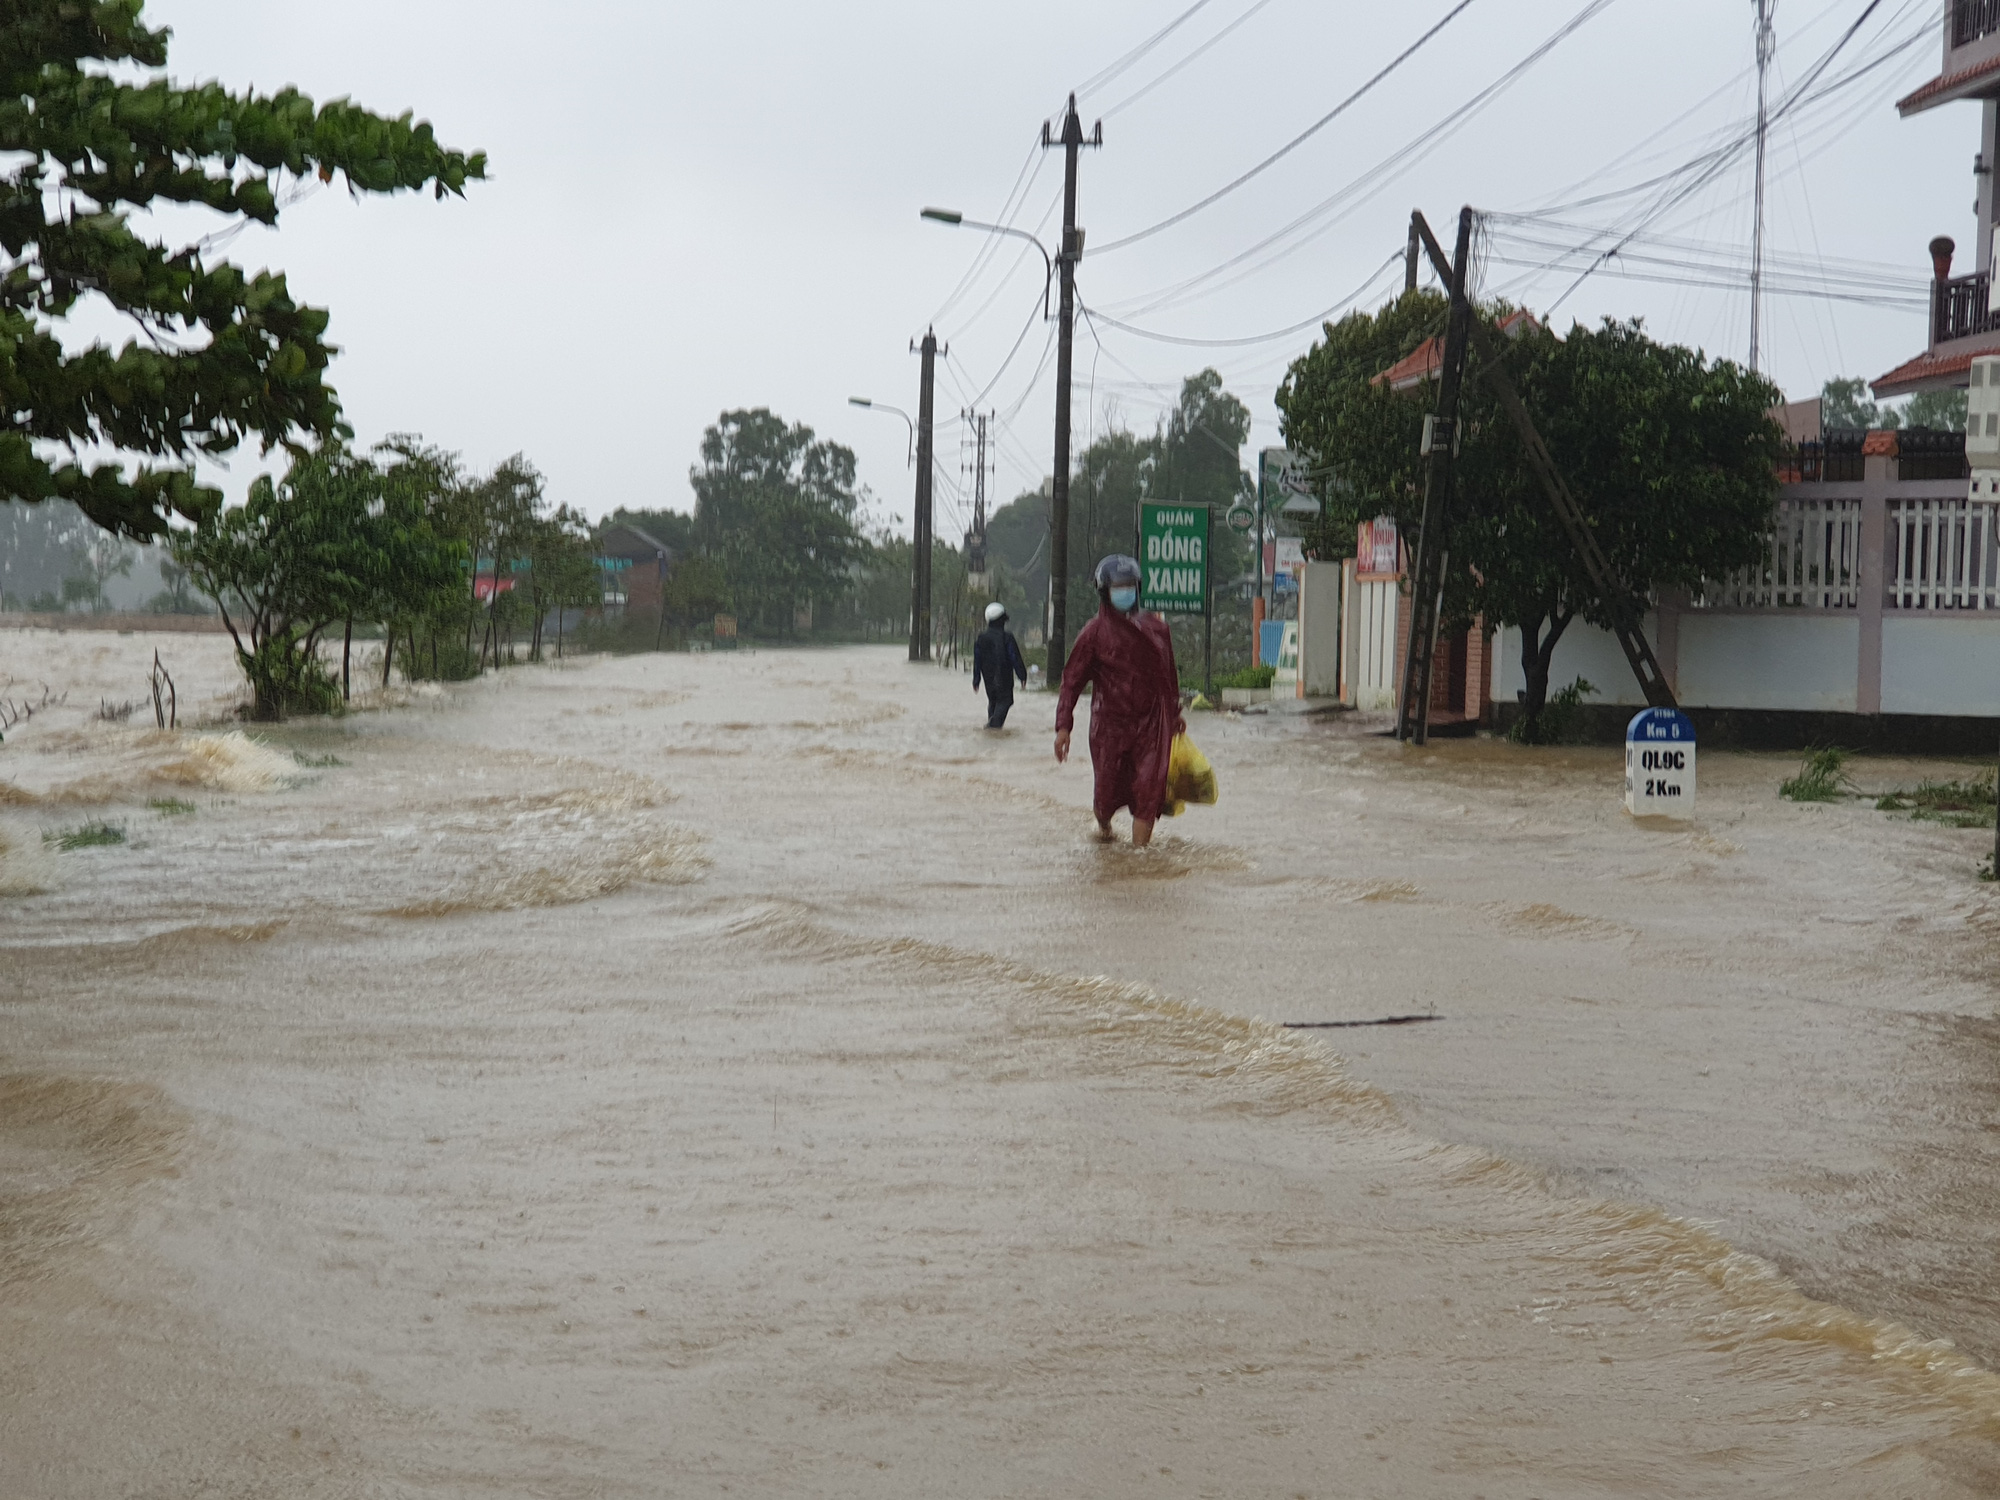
[971,602,1028,729]
[1055,554,1184,847]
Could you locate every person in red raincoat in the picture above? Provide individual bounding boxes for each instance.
[1055,554,1185,847]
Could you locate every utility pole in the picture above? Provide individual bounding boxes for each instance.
[1749,0,1774,373]
[965,409,992,575]
[1397,207,1476,746]
[910,327,944,661]
[1410,213,1677,713]
[1405,218,1420,294]
[1044,93,1102,681]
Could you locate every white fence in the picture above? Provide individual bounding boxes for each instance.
[1698,495,2000,612]
[1889,495,2000,610]
[1702,497,1861,609]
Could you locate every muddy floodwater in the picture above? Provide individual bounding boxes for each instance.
[5,629,2000,1496]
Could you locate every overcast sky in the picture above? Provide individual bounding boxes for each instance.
[157,0,1966,538]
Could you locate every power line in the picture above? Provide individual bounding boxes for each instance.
[1074,0,1220,100]
[1537,0,1895,314]
[1098,0,1623,319]
[1081,251,1405,347]
[1092,0,1480,255]
[1100,0,1286,118]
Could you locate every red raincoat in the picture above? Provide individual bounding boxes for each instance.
[1056,602,1181,824]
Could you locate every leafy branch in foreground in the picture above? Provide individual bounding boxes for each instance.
[0,0,485,538]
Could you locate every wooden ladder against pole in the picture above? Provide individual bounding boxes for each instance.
[1396,207,1476,745]
[1408,212,1678,712]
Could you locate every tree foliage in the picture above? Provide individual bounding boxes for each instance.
[171,448,461,717]
[0,0,484,538]
[688,409,865,634]
[1279,302,1781,730]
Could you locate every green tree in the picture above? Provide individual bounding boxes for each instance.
[1280,307,1780,736]
[146,556,206,614]
[0,0,483,540]
[1821,375,1896,431]
[1903,386,1968,431]
[172,449,459,717]
[689,409,864,635]
[521,504,600,659]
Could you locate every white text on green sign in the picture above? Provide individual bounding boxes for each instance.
[1140,504,1208,615]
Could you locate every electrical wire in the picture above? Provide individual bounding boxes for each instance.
[1099,0,1623,319]
[1100,0,1286,118]
[1092,0,1480,255]
[1536,0,1895,313]
[1074,0,1220,101]
[1080,251,1405,347]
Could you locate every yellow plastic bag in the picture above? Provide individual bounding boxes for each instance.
[1162,732,1218,817]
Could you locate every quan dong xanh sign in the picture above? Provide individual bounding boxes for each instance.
[1139,502,1209,616]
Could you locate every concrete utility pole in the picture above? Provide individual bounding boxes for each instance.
[1749,0,1774,373]
[1043,93,1101,680]
[910,327,944,661]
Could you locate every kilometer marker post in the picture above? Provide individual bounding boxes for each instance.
[1625,707,1695,816]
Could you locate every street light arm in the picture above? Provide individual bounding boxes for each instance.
[849,396,916,467]
[920,209,1053,320]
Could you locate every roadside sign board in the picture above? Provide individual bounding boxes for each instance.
[1625,707,1694,815]
[1139,502,1209,616]
[1225,503,1254,533]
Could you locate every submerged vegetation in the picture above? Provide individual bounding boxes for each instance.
[1779,747,1851,802]
[44,822,126,851]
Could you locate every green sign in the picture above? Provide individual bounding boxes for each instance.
[1139,502,1209,616]
[1225,503,1254,533]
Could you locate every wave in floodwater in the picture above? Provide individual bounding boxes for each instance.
[0,1071,184,1283]
[724,904,2000,1432]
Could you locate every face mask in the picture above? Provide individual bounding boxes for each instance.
[1109,586,1138,613]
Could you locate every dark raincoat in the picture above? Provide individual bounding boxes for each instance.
[1056,602,1181,824]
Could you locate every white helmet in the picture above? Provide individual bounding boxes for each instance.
[984,602,1008,623]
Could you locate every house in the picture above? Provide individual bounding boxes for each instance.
[595,522,674,619]
[1873,4,2000,398]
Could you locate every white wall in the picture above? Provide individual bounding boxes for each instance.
[1679,614,1859,712]
[1883,616,2000,715]
[1353,579,1399,711]
[1495,612,1862,713]
[1491,614,1660,707]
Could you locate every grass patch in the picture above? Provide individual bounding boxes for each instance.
[1210,663,1277,691]
[43,821,126,850]
[1876,774,1995,828]
[1780,746,1851,802]
[148,797,196,816]
[293,751,345,768]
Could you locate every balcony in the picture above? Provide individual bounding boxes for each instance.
[1956,0,2000,48]
[1933,270,2000,344]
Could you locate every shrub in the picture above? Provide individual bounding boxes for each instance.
[1780,747,1850,802]
[1509,676,1597,745]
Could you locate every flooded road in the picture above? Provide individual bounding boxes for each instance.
[5,631,2000,1496]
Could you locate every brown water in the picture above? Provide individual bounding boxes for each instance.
[5,631,2000,1496]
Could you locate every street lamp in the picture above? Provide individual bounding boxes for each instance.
[848,395,915,467]
[921,208,1053,319]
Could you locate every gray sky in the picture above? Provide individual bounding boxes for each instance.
[161,0,1965,537]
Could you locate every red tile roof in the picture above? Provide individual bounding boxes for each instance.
[1897,53,2000,116]
[1871,340,2000,396]
[1372,311,1541,391]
